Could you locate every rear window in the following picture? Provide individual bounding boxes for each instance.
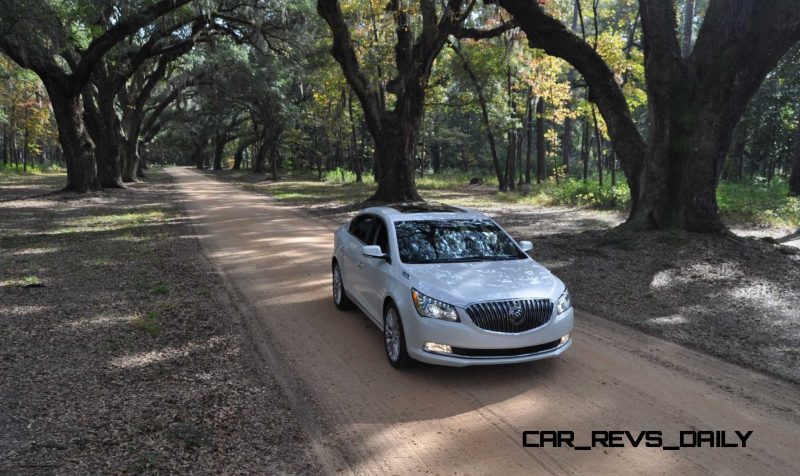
[394,219,526,264]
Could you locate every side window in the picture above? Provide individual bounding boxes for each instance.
[348,215,376,243]
[371,221,390,253]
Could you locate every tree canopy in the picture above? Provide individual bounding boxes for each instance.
[2,0,799,231]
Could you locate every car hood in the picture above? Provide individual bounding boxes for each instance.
[405,259,562,306]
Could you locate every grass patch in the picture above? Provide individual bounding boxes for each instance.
[0,162,65,177]
[70,211,167,229]
[321,167,374,184]
[1,275,43,288]
[242,180,373,205]
[152,282,170,295]
[52,211,170,236]
[132,311,161,336]
[717,180,800,228]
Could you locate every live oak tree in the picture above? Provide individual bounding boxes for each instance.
[490,0,800,232]
[0,0,194,191]
[317,0,515,202]
[82,18,205,187]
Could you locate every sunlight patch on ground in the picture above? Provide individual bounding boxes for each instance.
[64,313,129,330]
[53,210,169,234]
[650,262,745,290]
[647,315,689,325]
[649,270,676,289]
[0,304,48,317]
[109,337,225,369]
[726,282,797,319]
[10,246,60,256]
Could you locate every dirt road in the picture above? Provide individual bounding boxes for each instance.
[168,167,800,475]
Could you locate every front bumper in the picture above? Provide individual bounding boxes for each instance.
[402,301,574,367]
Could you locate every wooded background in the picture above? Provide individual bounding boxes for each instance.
[1,0,799,231]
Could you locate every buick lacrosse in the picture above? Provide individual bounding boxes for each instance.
[331,203,573,368]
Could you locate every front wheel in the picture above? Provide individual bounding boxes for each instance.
[384,304,412,369]
[332,261,354,310]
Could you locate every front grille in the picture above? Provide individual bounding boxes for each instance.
[452,339,562,358]
[465,299,553,333]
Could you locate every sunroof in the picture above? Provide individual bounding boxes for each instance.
[387,203,466,213]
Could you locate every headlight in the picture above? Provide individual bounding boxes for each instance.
[411,289,459,322]
[556,288,572,314]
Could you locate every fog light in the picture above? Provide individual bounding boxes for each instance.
[560,333,571,345]
[423,342,453,354]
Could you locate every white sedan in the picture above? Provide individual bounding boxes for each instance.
[331,203,574,368]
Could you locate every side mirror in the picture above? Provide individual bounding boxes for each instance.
[362,245,388,260]
[519,240,534,253]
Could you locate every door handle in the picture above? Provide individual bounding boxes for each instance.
[357,261,364,268]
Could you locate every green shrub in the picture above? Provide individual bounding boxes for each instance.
[322,167,374,184]
[132,311,161,336]
[417,172,498,190]
[0,162,65,176]
[717,179,799,227]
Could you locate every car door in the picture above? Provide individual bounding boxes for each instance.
[340,214,377,306]
[357,218,393,323]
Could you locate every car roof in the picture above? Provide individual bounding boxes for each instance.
[359,203,487,222]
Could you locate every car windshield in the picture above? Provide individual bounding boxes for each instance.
[394,219,526,264]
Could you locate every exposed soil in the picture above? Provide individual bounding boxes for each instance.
[0,172,318,474]
[209,172,800,384]
[167,167,800,474]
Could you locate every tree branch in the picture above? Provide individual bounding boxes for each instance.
[456,21,518,40]
[316,0,383,135]
[72,0,194,91]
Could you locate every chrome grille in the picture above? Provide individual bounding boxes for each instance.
[465,299,553,333]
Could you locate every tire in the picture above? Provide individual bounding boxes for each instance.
[384,303,412,369]
[332,261,355,310]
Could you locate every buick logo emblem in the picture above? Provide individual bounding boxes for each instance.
[508,306,525,325]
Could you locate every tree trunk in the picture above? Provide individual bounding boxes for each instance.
[348,91,363,183]
[525,94,533,184]
[592,107,604,187]
[562,115,573,175]
[611,151,617,186]
[270,144,279,181]
[432,145,441,174]
[2,128,8,165]
[45,83,101,192]
[682,0,695,57]
[368,115,422,202]
[121,138,142,182]
[253,141,268,174]
[83,86,125,188]
[233,141,251,170]
[137,155,146,179]
[213,134,226,170]
[728,122,747,181]
[22,129,28,173]
[581,119,589,181]
[505,62,516,191]
[535,98,546,183]
[789,123,800,196]
[506,130,516,191]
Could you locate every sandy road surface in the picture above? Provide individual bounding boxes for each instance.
[168,167,800,475]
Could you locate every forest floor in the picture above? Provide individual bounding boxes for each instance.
[205,169,800,384]
[0,171,319,474]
